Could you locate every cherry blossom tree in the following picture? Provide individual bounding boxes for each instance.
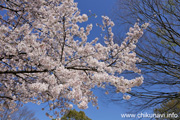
[0,0,148,119]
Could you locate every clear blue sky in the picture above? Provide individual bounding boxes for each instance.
[18,0,151,120]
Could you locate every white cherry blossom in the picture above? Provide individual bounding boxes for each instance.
[0,0,148,118]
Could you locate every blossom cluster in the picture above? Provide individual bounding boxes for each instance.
[0,0,148,118]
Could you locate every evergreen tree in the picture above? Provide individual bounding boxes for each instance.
[52,109,91,120]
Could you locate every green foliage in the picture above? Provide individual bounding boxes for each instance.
[154,99,180,120]
[61,109,91,120]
